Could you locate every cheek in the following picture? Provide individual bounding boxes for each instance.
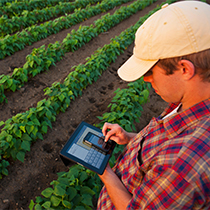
[153,77,174,95]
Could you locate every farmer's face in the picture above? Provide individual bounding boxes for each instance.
[143,64,184,103]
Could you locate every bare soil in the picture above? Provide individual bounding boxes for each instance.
[0,1,168,209]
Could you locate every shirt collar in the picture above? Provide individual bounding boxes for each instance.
[158,99,210,138]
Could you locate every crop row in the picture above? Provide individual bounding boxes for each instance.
[0,0,164,180]
[0,0,21,7]
[0,0,133,59]
[0,0,152,103]
[0,0,72,17]
[0,0,102,37]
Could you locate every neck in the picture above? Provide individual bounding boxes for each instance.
[180,80,210,111]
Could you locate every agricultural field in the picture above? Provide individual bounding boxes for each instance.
[0,0,170,209]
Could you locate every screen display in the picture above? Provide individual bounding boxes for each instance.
[84,132,112,152]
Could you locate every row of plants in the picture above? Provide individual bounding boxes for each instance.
[0,0,102,36]
[0,0,72,17]
[0,0,133,59]
[0,0,22,7]
[0,0,167,180]
[29,77,151,210]
[0,0,153,103]
[96,81,150,132]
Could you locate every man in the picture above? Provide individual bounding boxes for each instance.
[97,1,210,209]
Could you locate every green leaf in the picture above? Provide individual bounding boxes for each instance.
[41,187,54,198]
[10,83,17,92]
[66,187,77,201]
[32,118,41,126]
[0,75,8,83]
[21,141,31,151]
[22,133,32,141]
[54,185,66,196]
[35,204,42,210]
[29,200,35,210]
[35,196,43,204]
[125,124,132,132]
[6,134,13,142]
[79,171,88,183]
[42,201,51,209]
[72,194,82,207]
[2,167,8,176]
[26,125,34,135]
[80,186,95,196]
[37,132,43,140]
[32,126,38,136]
[62,200,72,208]
[50,195,61,207]
[29,60,34,68]
[46,110,52,119]
[67,165,80,178]
[6,79,13,87]
[82,194,93,207]
[58,94,65,102]
[41,125,48,134]
[20,125,26,133]
[57,177,69,185]
[141,89,150,100]
[15,129,22,138]
[16,151,25,162]
[0,121,4,126]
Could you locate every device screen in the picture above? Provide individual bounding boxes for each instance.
[84,132,113,153]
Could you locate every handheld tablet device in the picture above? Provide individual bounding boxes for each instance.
[60,121,116,175]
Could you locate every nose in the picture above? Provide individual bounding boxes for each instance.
[143,75,153,83]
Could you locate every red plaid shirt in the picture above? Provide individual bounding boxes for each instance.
[97,99,210,209]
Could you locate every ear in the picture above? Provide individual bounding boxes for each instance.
[178,60,195,80]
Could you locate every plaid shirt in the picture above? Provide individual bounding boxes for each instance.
[97,99,210,209]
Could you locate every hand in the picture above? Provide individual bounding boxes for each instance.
[102,122,136,145]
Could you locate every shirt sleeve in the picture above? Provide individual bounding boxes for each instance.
[127,165,200,209]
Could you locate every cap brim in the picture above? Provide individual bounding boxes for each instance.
[117,55,158,82]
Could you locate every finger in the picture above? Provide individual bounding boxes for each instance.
[102,122,112,136]
[105,128,116,142]
[102,122,108,136]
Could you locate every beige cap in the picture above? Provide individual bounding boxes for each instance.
[118,1,210,82]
